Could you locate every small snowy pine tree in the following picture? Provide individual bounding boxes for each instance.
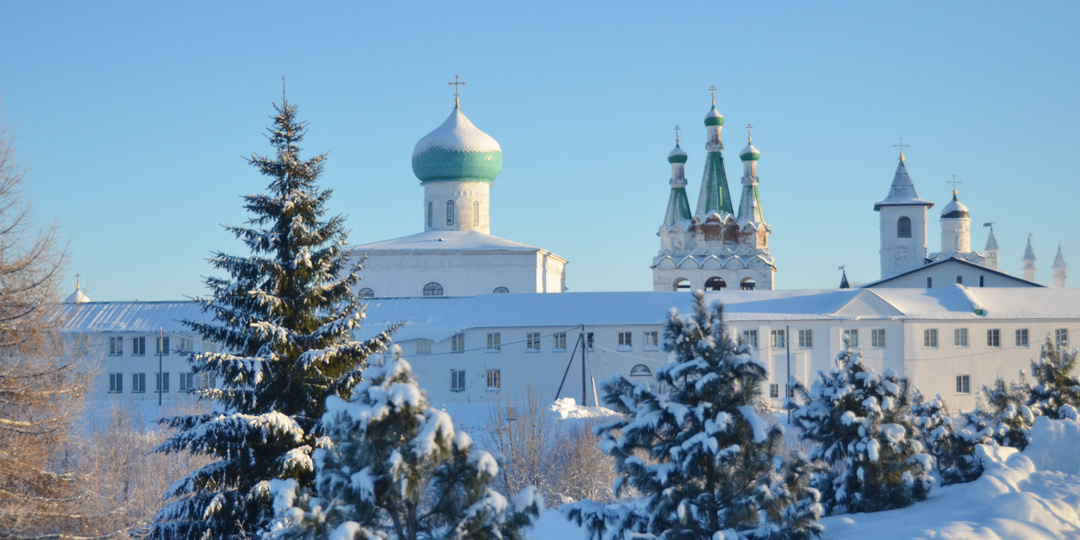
[1028,337,1080,419]
[791,340,932,515]
[152,94,396,538]
[975,377,1034,450]
[564,291,822,540]
[910,393,987,486]
[266,346,541,540]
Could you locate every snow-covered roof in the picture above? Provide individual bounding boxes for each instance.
[940,191,969,219]
[874,157,934,210]
[985,227,999,250]
[348,229,550,254]
[739,143,760,161]
[667,143,687,164]
[56,301,208,333]
[1024,235,1037,261]
[704,105,724,126]
[1054,246,1067,269]
[860,256,1042,289]
[64,288,91,304]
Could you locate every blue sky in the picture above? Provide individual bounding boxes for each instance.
[3,2,1078,300]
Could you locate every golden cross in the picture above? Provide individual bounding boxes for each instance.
[746,123,753,143]
[948,174,962,193]
[893,137,909,161]
[674,125,681,145]
[709,84,717,105]
[449,75,466,107]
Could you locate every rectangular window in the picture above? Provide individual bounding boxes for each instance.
[924,329,939,348]
[553,332,567,351]
[132,373,146,393]
[618,331,632,349]
[486,369,500,389]
[843,329,859,348]
[451,370,465,392]
[526,332,541,352]
[179,337,193,353]
[487,332,502,352]
[956,275,963,285]
[770,383,779,399]
[798,329,813,349]
[742,330,758,348]
[585,332,594,351]
[956,374,971,394]
[954,328,969,348]
[179,372,194,392]
[987,329,1001,348]
[203,341,218,353]
[108,373,123,393]
[643,331,659,350]
[156,372,170,393]
[416,339,432,355]
[1016,328,1030,347]
[770,329,786,349]
[156,336,170,356]
[1056,328,1069,347]
[451,333,465,353]
[871,328,886,348]
[109,337,123,356]
[132,337,146,356]
[196,373,215,389]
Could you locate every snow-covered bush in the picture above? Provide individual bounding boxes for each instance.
[910,393,988,486]
[975,376,1035,450]
[152,96,396,538]
[1028,338,1080,419]
[267,346,541,539]
[564,291,822,539]
[791,340,932,514]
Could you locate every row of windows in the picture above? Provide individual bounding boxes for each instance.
[450,363,653,393]
[107,372,208,393]
[922,328,1066,349]
[427,200,481,228]
[107,336,198,356]
[925,276,989,288]
[417,283,510,297]
[673,277,757,292]
[429,331,662,355]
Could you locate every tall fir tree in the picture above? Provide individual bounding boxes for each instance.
[564,291,822,540]
[266,346,542,540]
[791,341,932,515]
[152,94,395,538]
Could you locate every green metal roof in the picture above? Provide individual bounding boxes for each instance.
[695,150,735,217]
[664,186,693,226]
[411,148,502,183]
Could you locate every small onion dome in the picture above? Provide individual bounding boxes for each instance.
[941,191,969,219]
[667,144,688,164]
[739,143,760,161]
[704,105,724,127]
[412,107,502,183]
[64,287,90,304]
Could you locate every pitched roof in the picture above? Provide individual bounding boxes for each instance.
[874,158,934,210]
[859,256,1043,288]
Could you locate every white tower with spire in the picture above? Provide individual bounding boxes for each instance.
[875,147,934,280]
[1022,234,1037,282]
[1053,245,1067,288]
[983,224,1000,270]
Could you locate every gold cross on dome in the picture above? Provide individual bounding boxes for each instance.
[709,84,717,105]
[893,137,909,161]
[449,75,466,107]
[747,123,753,143]
[674,125,681,145]
[948,174,962,193]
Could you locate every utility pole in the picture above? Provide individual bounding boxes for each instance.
[581,325,588,407]
[158,328,164,406]
[786,324,792,424]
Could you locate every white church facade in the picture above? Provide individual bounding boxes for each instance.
[345,96,566,298]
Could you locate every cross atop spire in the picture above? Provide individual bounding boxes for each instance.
[893,137,909,161]
[948,174,961,195]
[746,123,753,143]
[674,125,681,145]
[449,75,466,108]
[708,84,717,105]
[75,273,81,291]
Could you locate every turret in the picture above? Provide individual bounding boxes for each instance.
[983,223,999,270]
[939,190,971,255]
[874,150,934,279]
[694,87,735,219]
[1022,234,1037,282]
[736,127,764,225]
[662,135,692,228]
[1053,245,1067,288]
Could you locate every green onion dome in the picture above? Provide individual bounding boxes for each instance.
[739,143,760,161]
[704,105,724,127]
[412,106,502,183]
[667,144,688,164]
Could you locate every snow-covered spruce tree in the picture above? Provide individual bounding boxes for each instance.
[564,291,822,539]
[266,346,541,540]
[791,340,932,515]
[1028,337,1080,419]
[152,95,396,538]
[910,393,987,486]
[974,376,1034,450]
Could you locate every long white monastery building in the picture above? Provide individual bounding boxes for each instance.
[62,287,1080,412]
